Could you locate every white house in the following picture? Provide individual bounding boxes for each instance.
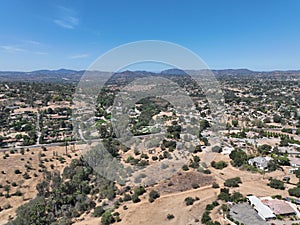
[247,196,276,221]
[248,156,273,171]
[221,146,234,155]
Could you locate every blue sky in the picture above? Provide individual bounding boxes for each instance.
[0,0,300,71]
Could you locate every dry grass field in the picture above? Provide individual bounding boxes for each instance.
[0,146,297,225]
[0,145,80,224]
[72,154,295,225]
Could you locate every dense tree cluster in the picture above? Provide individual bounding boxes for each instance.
[217,188,244,203]
[7,157,119,225]
[268,179,285,190]
[224,177,242,187]
[211,161,228,170]
[288,187,300,198]
[229,149,247,167]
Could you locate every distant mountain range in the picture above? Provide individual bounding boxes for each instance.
[0,68,299,82]
[0,69,84,82]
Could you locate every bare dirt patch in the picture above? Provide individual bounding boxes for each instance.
[155,171,215,195]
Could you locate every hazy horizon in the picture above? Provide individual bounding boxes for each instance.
[2,67,300,73]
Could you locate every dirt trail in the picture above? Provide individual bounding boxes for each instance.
[114,159,289,225]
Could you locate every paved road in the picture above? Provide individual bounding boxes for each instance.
[1,126,298,152]
[0,141,77,152]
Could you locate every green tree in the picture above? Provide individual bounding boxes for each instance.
[229,149,247,167]
[101,211,115,225]
[132,193,140,203]
[134,186,146,196]
[211,161,227,170]
[224,177,242,187]
[212,146,222,153]
[273,114,282,123]
[9,196,48,225]
[288,187,300,197]
[182,164,189,171]
[93,206,105,217]
[277,156,290,166]
[200,120,210,131]
[201,211,211,224]
[218,188,231,202]
[184,197,197,206]
[232,120,238,127]
[268,179,285,190]
[212,182,220,188]
[123,194,132,202]
[257,144,272,154]
[149,190,160,203]
[167,214,175,220]
[295,168,300,178]
[279,138,289,147]
[231,191,243,203]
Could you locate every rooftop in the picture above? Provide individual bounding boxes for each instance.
[247,196,276,220]
[261,199,295,215]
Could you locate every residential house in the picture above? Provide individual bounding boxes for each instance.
[248,156,273,170]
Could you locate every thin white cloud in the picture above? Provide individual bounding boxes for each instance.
[54,6,79,29]
[34,51,48,55]
[0,45,26,53]
[0,44,48,56]
[70,53,89,59]
[23,40,41,45]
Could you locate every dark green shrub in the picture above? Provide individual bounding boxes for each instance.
[123,194,132,202]
[212,182,220,188]
[93,206,105,217]
[224,177,242,187]
[132,193,140,203]
[101,211,115,225]
[184,197,195,206]
[15,169,22,174]
[182,164,189,171]
[268,179,285,190]
[149,190,160,203]
[211,161,228,170]
[134,186,146,196]
[167,214,175,220]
